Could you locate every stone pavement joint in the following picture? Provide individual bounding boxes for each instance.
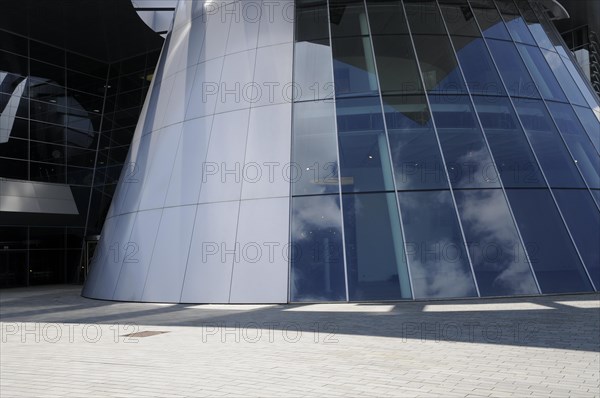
[0,286,599,397]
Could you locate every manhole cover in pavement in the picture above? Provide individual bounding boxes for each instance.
[121,331,169,338]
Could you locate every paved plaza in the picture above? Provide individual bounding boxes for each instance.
[0,286,599,397]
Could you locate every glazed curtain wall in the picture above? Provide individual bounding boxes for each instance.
[290,0,600,301]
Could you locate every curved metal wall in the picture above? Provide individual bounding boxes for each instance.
[84,0,600,304]
[83,0,294,303]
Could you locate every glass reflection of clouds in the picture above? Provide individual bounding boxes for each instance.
[454,189,538,296]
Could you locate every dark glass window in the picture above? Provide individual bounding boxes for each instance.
[513,99,586,188]
[572,106,600,154]
[290,195,346,302]
[366,1,409,35]
[471,0,511,40]
[506,189,594,294]
[438,0,481,37]
[454,189,538,296]
[343,192,411,300]
[516,43,567,102]
[0,157,28,180]
[398,190,477,299]
[296,2,330,41]
[292,100,340,196]
[472,96,545,188]
[371,35,423,95]
[452,36,506,96]
[404,0,447,35]
[429,94,500,188]
[487,39,540,98]
[382,95,448,190]
[541,49,587,107]
[553,189,600,289]
[331,36,379,97]
[496,0,535,45]
[329,2,368,37]
[412,35,468,94]
[336,96,395,192]
[546,102,600,189]
[0,137,28,160]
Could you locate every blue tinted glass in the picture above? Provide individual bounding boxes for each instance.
[561,56,600,110]
[513,99,586,188]
[591,190,600,207]
[412,35,468,94]
[506,189,593,293]
[472,96,545,187]
[454,189,538,296]
[487,39,540,98]
[398,190,478,299]
[332,36,378,97]
[342,192,412,300]
[541,49,587,107]
[382,95,448,190]
[472,3,511,40]
[292,100,340,196]
[452,36,506,96]
[546,102,600,189]
[336,97,395,192]
[553,189,600,289]
[572,106,600,154]
[496,0,536,45]
[516,44,567,102]
[429,95,500,188]
[290,195,346,301]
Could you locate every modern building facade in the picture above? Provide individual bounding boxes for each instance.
[2,0,599,303]
[78,0,600,304]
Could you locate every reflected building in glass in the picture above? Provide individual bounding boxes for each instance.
[75,0,600,303]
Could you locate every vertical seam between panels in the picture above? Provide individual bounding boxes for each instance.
[227,0,261,303]
[441,0,541,295]
[288,0,296,304]
[176,3,232,303]
[327,0,350,302]
[473,0,597,293]
[401,0,481,298]
[362,0,415,300]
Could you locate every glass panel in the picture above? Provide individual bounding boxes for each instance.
[331,36,379,97]
[591,190,600,207]
[336,96,395,192]
[454,189,538,296]
[472,96,545,187]
[296,2,330,42]
[471,0,511,40]
[382,95,448,190]
[438,0,481,37]
[541,49,587,107]
[292,100,340,196]
[371,35,423,95]
[293,40,334,102]
[496,0,535,44]
[486,39,540,98]
[343,192,411,300]
[553,189,600,289]
[513,99,586,188]
[398,190,477,299]
[561,56,600,110]
[0,138,28,160]
[516,44,567,102]
[329,2,368,38]
[404,0,447,35]
[513,0,553,50]
[429,94,500,188]
[546,102,600,189]
[452,36,506,96]
[366,0,409,35]
[412,35,468,94]
[572,105,600,154]
[506,189,593,293]
[0,157,28,180]
[291,195,347,302]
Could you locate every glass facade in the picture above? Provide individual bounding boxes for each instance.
[290,0,600,301]
[0,28,161,287]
